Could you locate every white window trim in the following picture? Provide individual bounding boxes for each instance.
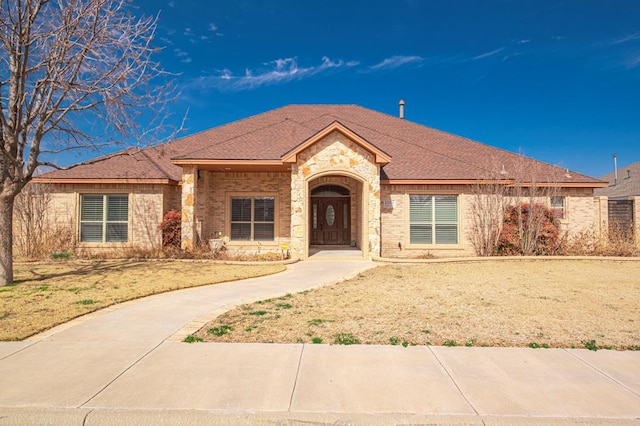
[77,192,132,245]
[405,192,462,248]
[551,195,568,222]
[227,192,278,243]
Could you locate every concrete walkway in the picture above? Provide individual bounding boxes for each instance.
[0,260,639,425]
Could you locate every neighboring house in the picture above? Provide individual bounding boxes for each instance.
[594,161,640,238]
[595,161,640,199]
[33,104,607,259]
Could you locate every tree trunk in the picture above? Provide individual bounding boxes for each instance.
[0,196,15,286]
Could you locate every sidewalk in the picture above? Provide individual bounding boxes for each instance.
[0,259,639,425]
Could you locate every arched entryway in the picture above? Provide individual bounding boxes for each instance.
[310,185,351,245]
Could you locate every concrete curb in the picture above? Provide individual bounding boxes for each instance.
[1,407,638,425]
[372,255,640,263]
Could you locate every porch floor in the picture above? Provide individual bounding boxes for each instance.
[308,245,364,259]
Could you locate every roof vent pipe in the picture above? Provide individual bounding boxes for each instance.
[399,99,405,119]
[613,153,618,186]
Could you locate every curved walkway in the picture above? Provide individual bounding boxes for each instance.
[0,259,639,425]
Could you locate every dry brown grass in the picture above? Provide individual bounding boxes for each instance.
[1,260,285,341]
[197,260,640,350]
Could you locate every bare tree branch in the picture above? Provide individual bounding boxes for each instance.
[0,0,179,285]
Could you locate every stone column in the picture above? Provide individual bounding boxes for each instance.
[290,165,305,258]
[181,165,198,250]
[367,167,382,257]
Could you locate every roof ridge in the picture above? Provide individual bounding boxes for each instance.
[139,148,175,180]
[314,112,490,176]
[40,146,138,176]
[173,116,306,160]
[327,108,597,181]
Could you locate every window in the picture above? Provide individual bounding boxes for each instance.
[80,194,129,243]
[551,196,566,219]
[230,196,275,241]
[409,195,458,244]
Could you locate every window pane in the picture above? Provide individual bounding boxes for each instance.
[410,224,432,244]
[435,195,457,222]
[80,223,103,242]
[435,224,458,244]
[551,196,565,219]
[81,195,103,221]
[410,195,432,222]
[231,223,251,241]
[254,197,274,222]
[107,195,128,221]
[106,223,128,242]
[231,198,251,222]
[254,223,274,241]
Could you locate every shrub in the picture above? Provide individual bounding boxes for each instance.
[498,203,562,256]
[562,224,639,257]
[158,210,181,248]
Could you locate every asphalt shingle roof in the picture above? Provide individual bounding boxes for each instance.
[594,161,640,197]
[40,104,603,185]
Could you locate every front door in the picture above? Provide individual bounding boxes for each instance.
[310,197,350,245]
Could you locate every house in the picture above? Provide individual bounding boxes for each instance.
[595,161,640,199]
[594,161,640,238]
[33,103,608,259]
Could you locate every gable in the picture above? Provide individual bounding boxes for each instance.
[281,121,391,165]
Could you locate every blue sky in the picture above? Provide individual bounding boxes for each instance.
[119,0,640,178]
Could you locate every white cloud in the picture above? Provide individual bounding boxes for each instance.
[368,55,425,71]
[173,48,189,57]
[187,56,355,92]
[624,51,640,68]
[612,31,640,45]
[208,23,218,32]
[168,1,175,7]
[473,47,506,60]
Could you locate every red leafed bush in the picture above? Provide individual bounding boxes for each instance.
[158,210,181,248]
[497,203,561,256]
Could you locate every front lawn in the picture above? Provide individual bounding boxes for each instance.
[195,260,640,350]
[0,260,285,340]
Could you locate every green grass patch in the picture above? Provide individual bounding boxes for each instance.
[183,335,203,343]
[334,333,360,345]
[207,324,234,336]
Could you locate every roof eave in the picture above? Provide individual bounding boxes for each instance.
[382,179,608,188]
[171,159,291,173]
[31,177,180,185]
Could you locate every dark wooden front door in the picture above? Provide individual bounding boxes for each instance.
[310,197,350,245]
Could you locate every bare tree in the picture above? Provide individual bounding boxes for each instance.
[467,165,508,256]
[506,157,561,256]
[0,0,174,285]
[13,182,50,258]
[468,156,563,257]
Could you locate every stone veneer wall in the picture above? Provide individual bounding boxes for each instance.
[41,183,171,250]
[291,131,380,258]
[181,165,197,249]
